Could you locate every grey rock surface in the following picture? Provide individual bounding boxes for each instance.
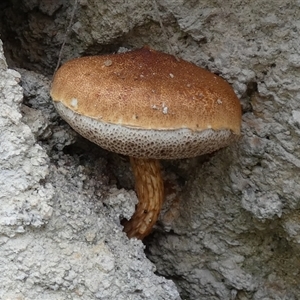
[0,40,53,238]
[1,0,300,299]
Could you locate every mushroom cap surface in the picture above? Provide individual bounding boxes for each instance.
[51,47,241,159]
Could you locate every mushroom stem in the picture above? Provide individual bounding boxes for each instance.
[123,157,164,239]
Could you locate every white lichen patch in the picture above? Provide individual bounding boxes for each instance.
[70,98,78,109]
[104,59,113,67]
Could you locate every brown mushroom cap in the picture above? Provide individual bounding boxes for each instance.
[51,47,241,159]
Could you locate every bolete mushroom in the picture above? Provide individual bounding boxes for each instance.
[50,47,241,239]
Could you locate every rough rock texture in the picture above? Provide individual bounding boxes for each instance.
[0,41,53,238]
[1,0,300,299]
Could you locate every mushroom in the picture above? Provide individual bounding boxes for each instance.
[50,47,241,239]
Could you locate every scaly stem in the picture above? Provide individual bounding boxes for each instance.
[123,157,164,239]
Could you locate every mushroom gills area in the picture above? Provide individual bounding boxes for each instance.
[123,157,164,239]
[54,102,238,159]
